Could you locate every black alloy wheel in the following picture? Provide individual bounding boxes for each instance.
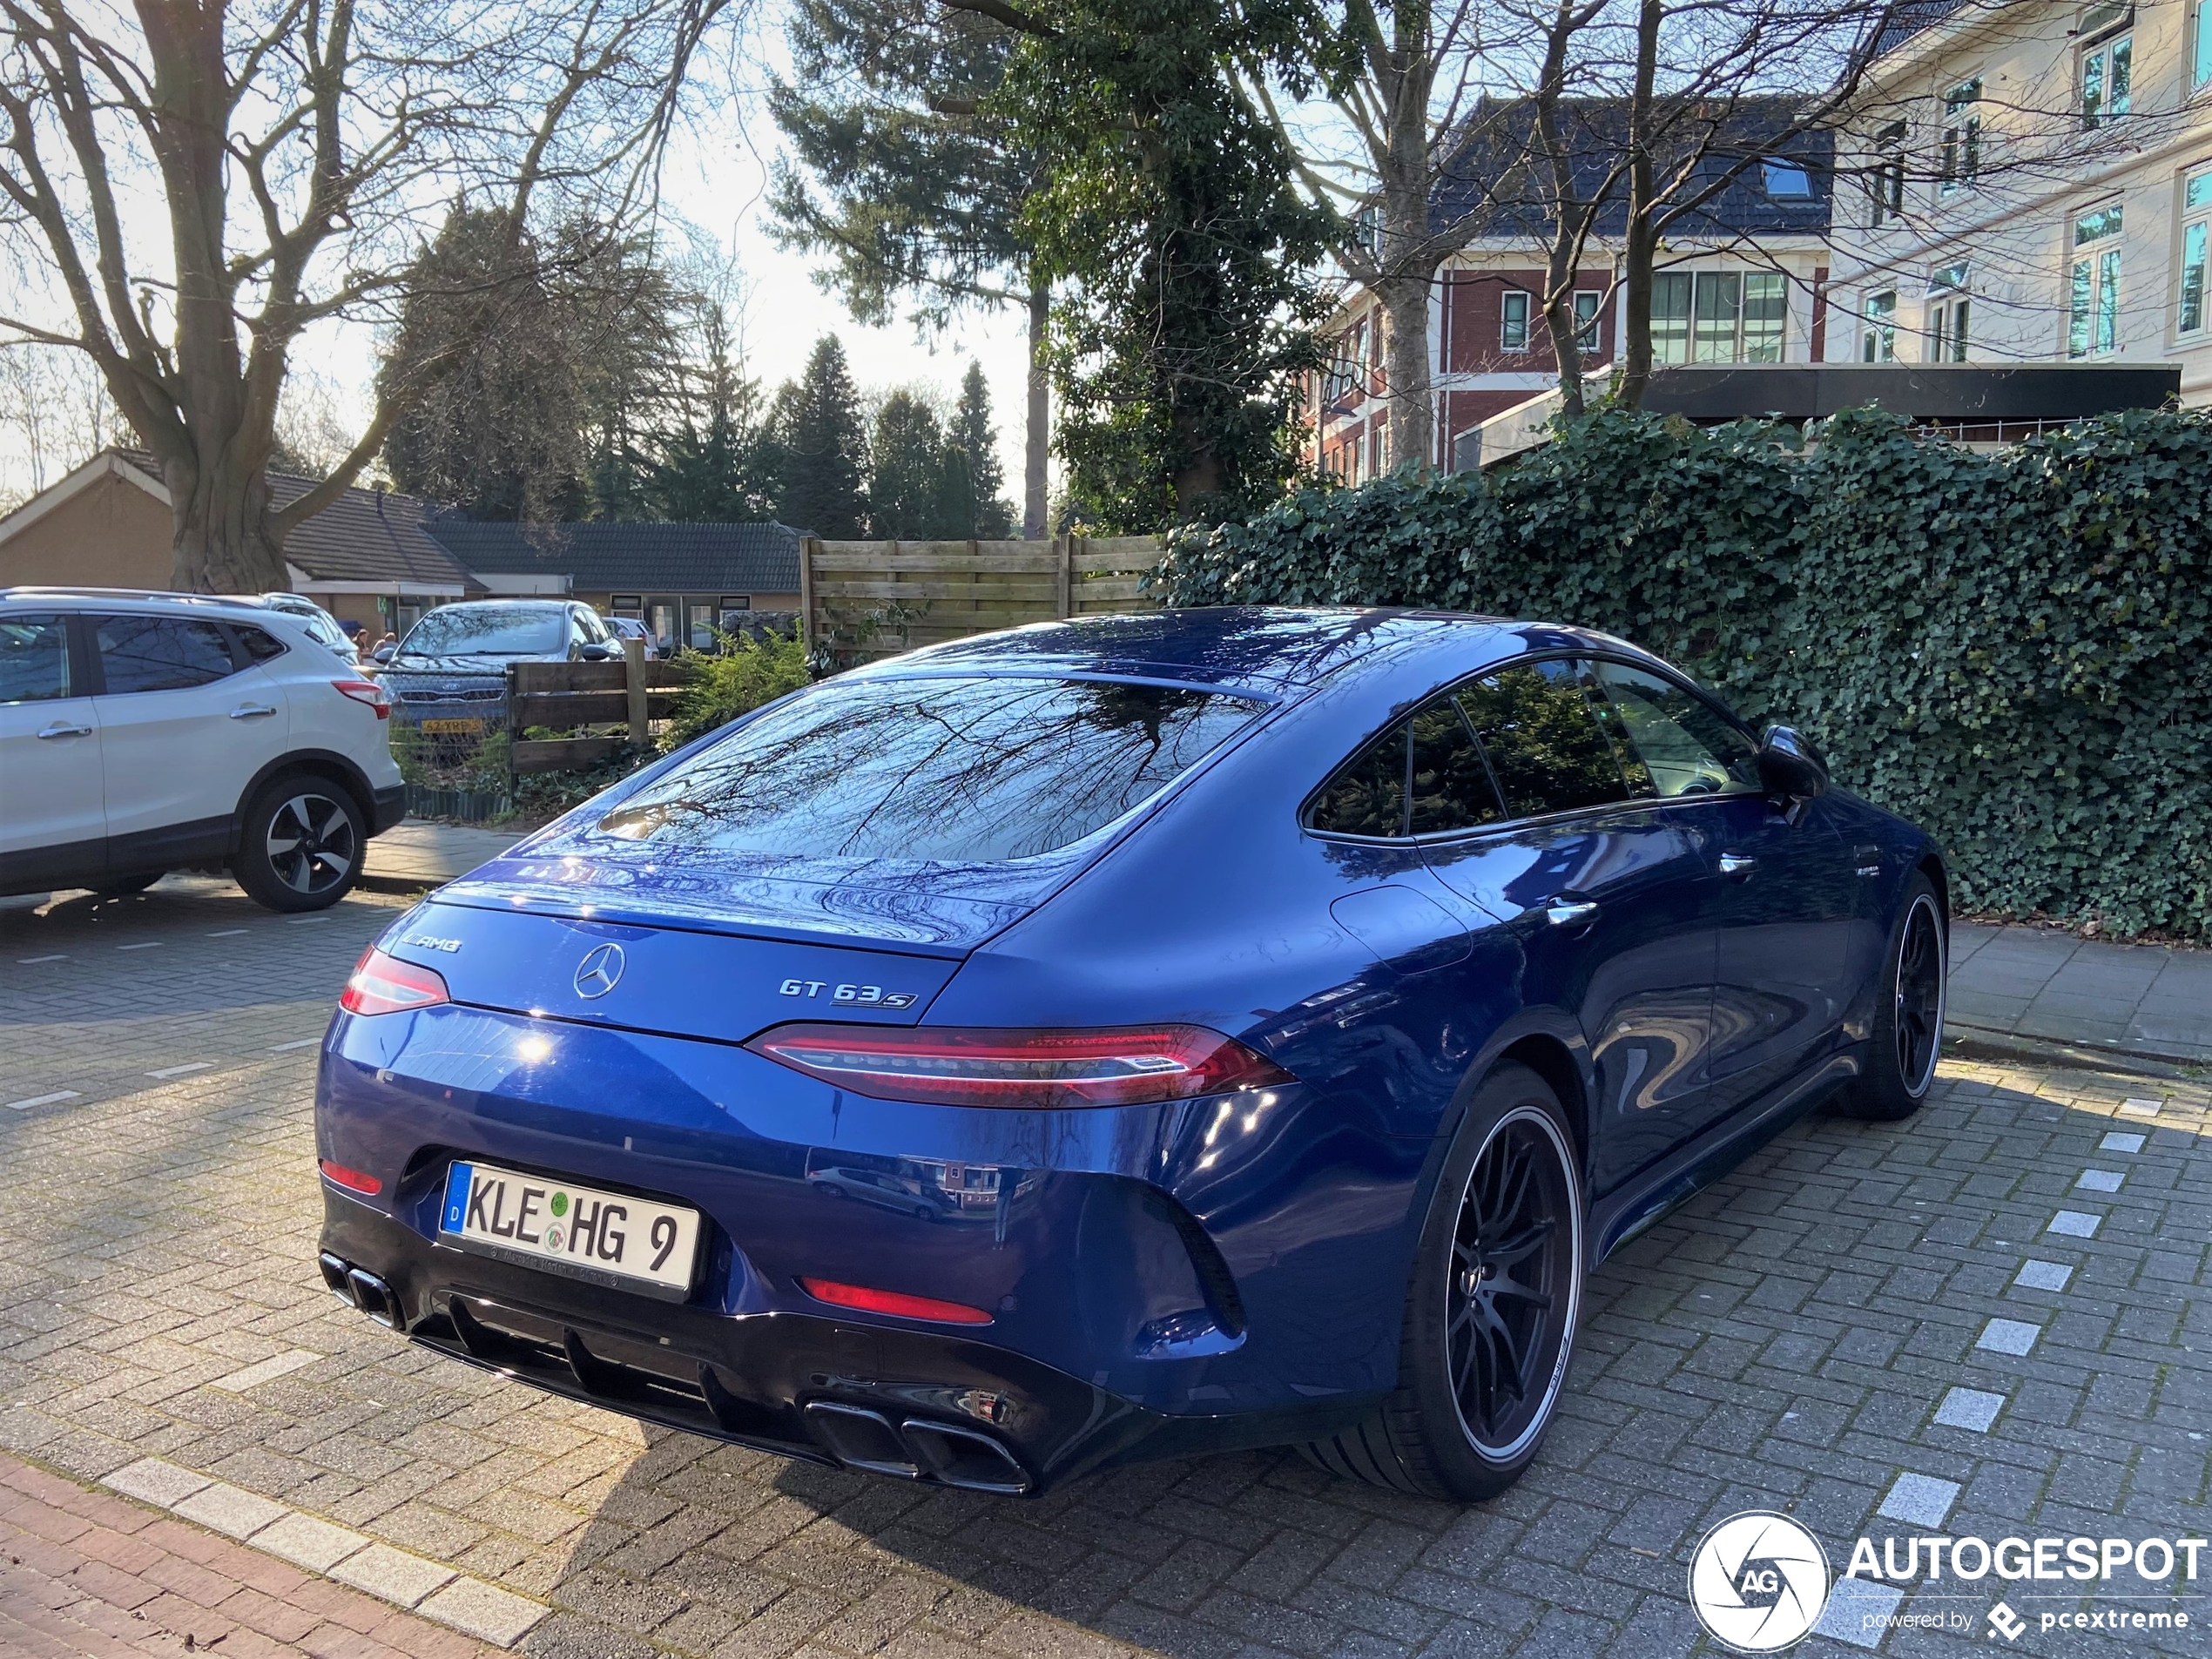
[1894,894,1945,1096]
[1447,1107,1579,1461]
[1300,1062,1584,1502]
[1841,871,1946,1120]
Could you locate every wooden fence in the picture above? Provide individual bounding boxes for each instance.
[801,535,1163,667]
[507,644,692,775]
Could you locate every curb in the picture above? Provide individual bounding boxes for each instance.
[96,1453,550,1648]
[355,870,445,897]
[1944,1023,2208,1082]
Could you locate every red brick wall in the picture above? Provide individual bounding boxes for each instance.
[1442,271,1616,374]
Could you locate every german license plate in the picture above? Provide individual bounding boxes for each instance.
[418,717,484,735]
[439,1161,700,1296]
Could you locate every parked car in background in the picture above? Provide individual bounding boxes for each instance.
[254,592,360,664]
[0,587,401,910]
[602,614,662,658]
[377,600,622,736]
[315,608,1946,1501]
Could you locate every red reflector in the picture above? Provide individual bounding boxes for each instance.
[799,1278,992,1325]
[339,946,449,1015]
[745,1022,1296,1109]
[319,1158,381,1196]
[333,678,389,719]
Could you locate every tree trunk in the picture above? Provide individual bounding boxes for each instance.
[165,450,288,593]
[1024,280,1050,538]
[1615,0,1664,410]
[1377,274,1433,473]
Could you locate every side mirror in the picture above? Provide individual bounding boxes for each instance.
[1758,725,1829,799]
[578,643,615,661]
[372,644,395,664]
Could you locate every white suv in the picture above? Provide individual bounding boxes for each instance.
[0,589,405,912]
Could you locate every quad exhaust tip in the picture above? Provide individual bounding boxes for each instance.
[802,1400,1030,1494]
[318,1251,400,1330]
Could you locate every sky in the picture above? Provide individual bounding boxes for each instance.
[0,0,1042,515]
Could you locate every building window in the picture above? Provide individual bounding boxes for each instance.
[1500,290,1531,351]
[2180,166,2210,336]
[1925,264,1972,361]
[2194,0,2211,91]
[1940,80,1982,195]
[1573,291,1603,352]
[2080,7,2133,128]
[1870,122,1907,227]
[1861,291,1898,361]
[611,594,642,615]
[1762,158,1813,199]
[1652,270,1786,364]
[2068,201,2124,357]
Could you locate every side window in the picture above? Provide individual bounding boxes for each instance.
[94,616,238,694]
[1307,723,1408,838]
[1407,697,1506,835]
[0,614,72,703]
[1455,659,1635,819]
[232,625,288,664]
[1588,661,1763,799]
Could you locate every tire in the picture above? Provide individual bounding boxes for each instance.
[232,776,366,913]
[1301,1062,1585,1502]
[1839,872,1946,1121]
[95,872,164,897]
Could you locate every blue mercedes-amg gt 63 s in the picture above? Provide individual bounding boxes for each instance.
[314,608,1947,1501]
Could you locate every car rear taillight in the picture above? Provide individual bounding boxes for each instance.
[319,1158,382,1196]
[334,678,389,718]
[799,1278,992,1325]
[744,1022,1295,1108]
[340,946,449,1015]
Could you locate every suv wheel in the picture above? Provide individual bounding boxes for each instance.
[233,777,365,913]
[1301,1062,1584,1501]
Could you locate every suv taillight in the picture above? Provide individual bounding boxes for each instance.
[340,946,448,1015]
[744,1022,1295,1109]
[334,678,388,718]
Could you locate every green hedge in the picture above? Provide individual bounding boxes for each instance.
[1157,407,2212,940]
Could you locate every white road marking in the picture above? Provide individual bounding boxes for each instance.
[207,928,250,937]
[17,954,67,963]
[146,1062,213,1080]
[268,1039,321,1052]
[5,1090,79,1111]
[115,941,161,951]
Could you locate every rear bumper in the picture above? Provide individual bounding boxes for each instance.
[370,784,407,836]
[316,1190,1368,1494]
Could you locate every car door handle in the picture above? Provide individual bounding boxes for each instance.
[1718,853,1756,878]
[36,720,94,739]
[228,704,278,719]
[1545,899,1601,928]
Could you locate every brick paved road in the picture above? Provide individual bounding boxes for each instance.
[2,879,2207,1658]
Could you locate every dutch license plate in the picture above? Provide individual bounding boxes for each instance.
[418,717,484,735]
[439,1161,700,1295]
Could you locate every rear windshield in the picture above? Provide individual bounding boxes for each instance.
[596,676,1264,862]
[399,604,564,658]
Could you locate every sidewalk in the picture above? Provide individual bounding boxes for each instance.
[1948,918,2212,1067]
[358,820,523,894]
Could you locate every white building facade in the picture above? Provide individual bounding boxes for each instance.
[1824,0,2212,404]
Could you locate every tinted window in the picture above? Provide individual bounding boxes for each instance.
[597,676,1263,861]
[397,604,565,658]
[1456,660,1634,819]
[0,615,71,703]
[1407,698,1505,835]
[94,617,237,694]
[1307,724,1407,837]
[233,625,288,663]
[1590,661,1763,798]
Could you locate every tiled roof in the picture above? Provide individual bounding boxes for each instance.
[1432,98,1836,242]
[421,519,804,594]
[116,450,475,591]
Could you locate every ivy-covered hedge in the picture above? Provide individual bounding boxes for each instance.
[1157,407,2212,940]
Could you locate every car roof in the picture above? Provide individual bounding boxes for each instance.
[856,606,1650,693]
[0,587,280,618]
